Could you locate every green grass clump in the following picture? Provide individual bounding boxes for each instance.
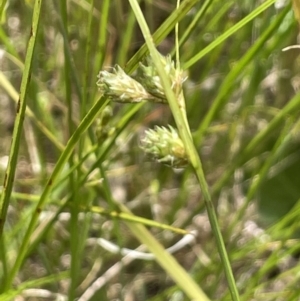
[1,0,300,300]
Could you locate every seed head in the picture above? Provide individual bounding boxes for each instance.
[136,54,187,101]
[141,125,188,168]
[97,65,158,103]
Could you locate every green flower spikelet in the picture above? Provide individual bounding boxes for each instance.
[97,65,162,103]
[136,54,186,101]
[97,54,186,104]
[141,125,188,168]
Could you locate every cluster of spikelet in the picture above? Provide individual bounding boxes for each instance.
[97,54,188,168]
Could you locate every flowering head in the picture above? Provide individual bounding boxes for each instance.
[136,54,187,101]
[141,125,188,168]
[97,65,157,103]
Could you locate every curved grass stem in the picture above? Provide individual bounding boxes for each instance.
[128,0,240,300]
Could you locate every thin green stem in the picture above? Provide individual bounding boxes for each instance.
[175,0,180,69]
[59,0,80,298]
[171,0,215,57]
[194,4,290,145]
[0,0,7,23]
[212,90,300,197]
[91,0,110,91]
[82,0,95,116]
[0,235,7,293]
[4,97,108,290]
[183,0,276,69]
[0,0,43,289]
[128,0,240,300]
[126,0,198,73]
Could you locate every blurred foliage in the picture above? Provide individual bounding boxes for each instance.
[0,0,300,300]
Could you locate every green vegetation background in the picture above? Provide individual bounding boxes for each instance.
[0,0,300,300]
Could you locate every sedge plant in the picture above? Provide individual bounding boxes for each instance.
[1,0,300,300]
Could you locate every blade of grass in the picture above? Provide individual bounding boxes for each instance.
[116,0,139,66]
[193,3,290,145]
[126,0,198,73]
[0,0,7,24]
[225,116,295,243]
[0,235,7,293]
[97,164,211,300]
[0,272,69,301]
[171,0,217,57]
[58,1,80,299]
[213,90,300,196]
[88,205,189,235]
[82,0,95,116]
[4,97,109,290]
[0,71,65,151]
[128,1,240,300]
[54,0,82,103]
[183,0,277,69]
[122,210,211,301]
[0,0,43,288]
[90,0,110,97]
